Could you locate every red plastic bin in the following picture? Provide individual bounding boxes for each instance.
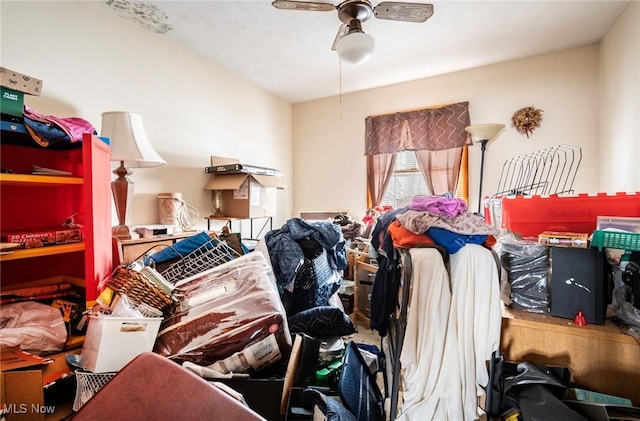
[498,192,640,239]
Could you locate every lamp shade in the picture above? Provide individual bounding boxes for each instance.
[464,123,506,142]
[101,111,166,168]
[336,31,375,65]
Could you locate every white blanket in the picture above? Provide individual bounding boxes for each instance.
[398,244,501,421]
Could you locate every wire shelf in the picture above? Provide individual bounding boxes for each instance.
[73,370,117,411]
[159,238,240,283]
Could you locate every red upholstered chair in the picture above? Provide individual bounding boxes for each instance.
[71,352,266,421]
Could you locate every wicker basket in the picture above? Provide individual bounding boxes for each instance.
[106,266,175,313]
[73,370,117,411]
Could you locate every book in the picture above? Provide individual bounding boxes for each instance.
[205,163,282,177]
[32,165,72,176]
[2,227,82,249]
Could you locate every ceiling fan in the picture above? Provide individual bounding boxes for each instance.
[271,0,434,64]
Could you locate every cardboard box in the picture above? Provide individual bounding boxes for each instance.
[0,67,43,96]
[204,156,286,219]
[80,316,162,373]
[1,87,24,117]
[1,227,82,249]
[0,348,79,421]
[538,231,589,248]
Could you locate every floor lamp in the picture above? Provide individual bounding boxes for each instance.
[101,112,166,240]
[464,123,505,214]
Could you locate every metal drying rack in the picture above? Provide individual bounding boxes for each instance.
[494,144,582,197]
[158,238,240,284]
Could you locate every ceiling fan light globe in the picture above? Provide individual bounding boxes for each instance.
[336,31,375,64]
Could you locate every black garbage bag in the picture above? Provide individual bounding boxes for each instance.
[487,356,585,421]
[517,385,587,421]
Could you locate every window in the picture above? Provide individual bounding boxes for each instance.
[380,150,431,207]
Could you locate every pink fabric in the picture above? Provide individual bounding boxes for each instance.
[409,195,468,218]
[23,105,97,143]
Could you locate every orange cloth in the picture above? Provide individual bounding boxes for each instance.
[388,220,496,251]
[484,235,497,248]
[387,220,435,249]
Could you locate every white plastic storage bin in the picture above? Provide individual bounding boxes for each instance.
[80,316,162,373]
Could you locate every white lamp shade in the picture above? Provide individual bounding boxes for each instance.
[465,123,506,142]
[336,31,375,65]
[101,111,166,168]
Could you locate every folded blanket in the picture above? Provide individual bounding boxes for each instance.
[23,105,97,147]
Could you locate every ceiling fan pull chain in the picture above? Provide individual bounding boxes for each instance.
[339,59,343,105]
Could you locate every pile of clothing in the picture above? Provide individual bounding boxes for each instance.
[23,105,97,147]
[264,218,347,315]
[370,195,502,421]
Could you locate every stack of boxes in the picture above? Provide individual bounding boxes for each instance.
[0,67,42,123]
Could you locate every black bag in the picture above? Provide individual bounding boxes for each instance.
[337,342,384,421]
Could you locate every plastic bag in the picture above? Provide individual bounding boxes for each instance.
[494,233,550,313]
[0,301,67,353]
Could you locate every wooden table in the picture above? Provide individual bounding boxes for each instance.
[500,305,640,404]
[114,231,203,265]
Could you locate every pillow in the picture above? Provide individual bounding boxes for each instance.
[288,306,357,338]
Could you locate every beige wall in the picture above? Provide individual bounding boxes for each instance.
[293,45,602,219]
[2,2,637,232]
[292,2,639,221]
[599,1,640,193]
[1,1,293,234]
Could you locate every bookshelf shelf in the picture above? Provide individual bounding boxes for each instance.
[0,242,85,261]
[1,133,112,306]
[0,173,83,186]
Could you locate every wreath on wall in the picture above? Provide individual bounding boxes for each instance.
[511,106,543,138]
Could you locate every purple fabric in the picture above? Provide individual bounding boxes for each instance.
[23,105,97,143]
[409,195,468,218]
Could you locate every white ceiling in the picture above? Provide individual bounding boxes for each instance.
[101,0,630,104]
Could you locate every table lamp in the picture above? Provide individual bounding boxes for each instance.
[101,111,166,240]
[464,123,505,214]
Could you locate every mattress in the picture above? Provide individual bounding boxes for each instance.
[153,252,292,372]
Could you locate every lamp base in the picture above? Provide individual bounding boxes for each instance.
[112,162,134,241]
[112,224,132,240]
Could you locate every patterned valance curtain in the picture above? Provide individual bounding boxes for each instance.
[364,101,471,155]
[364,102,471,211]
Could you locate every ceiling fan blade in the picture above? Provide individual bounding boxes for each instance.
[373,2,434,22]
[331,23,349,51]
[271,0,336,12]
